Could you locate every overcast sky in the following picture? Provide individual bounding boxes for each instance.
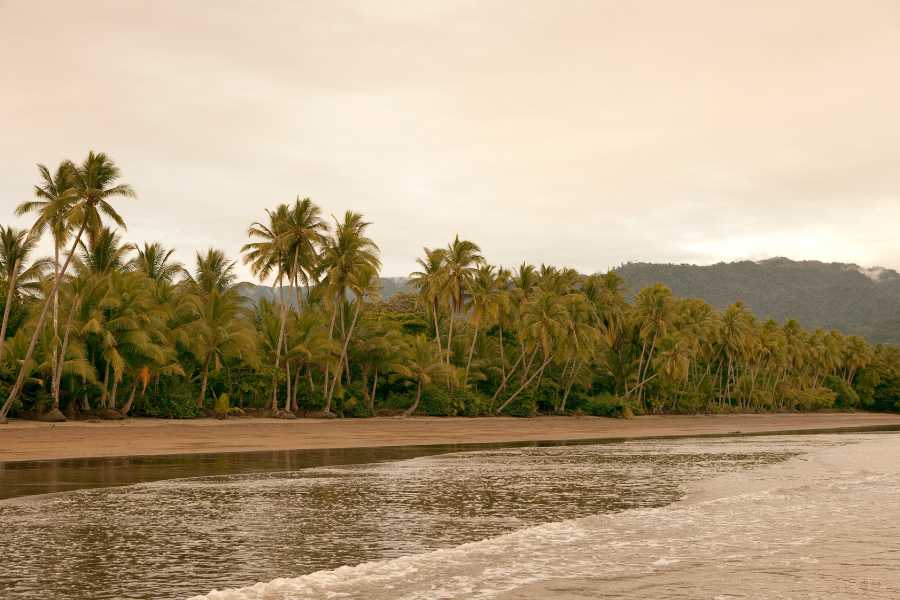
[2,0,899,279]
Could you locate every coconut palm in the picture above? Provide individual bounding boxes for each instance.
[279,197,328,309]
[183,250,256,408]
[317,211,380,412]
[409,247,448,356]
[2,152,134,421]
[129,242,183,285]
[442,236,483,366]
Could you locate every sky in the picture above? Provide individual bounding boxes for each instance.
[2,0,899,280]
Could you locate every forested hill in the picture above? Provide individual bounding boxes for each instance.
[241,259,900,344]
[615,258,900,344]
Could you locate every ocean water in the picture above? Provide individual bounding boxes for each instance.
[1,433,898,599]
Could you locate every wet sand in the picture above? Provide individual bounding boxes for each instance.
[3,413,900,463]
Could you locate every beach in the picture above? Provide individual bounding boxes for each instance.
[2,412,900,463]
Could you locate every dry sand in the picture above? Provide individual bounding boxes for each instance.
[2,412,900,463]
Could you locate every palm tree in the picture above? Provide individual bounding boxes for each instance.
[76,227,131,275]
[317,211,380,413]
[0,227,49,363]
[279,197,328,310]
[631,284,675,407]
[2,152,134,421]
[242,205,292,413]
[129,242,183,285]
[16,161,77,417]
[463,264,501,386]
[183,250,256,408]
[409,247,448,357]
[442,236,483,366]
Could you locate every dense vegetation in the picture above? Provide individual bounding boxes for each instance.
[2,152,900,423]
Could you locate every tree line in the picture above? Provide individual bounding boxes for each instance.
[2,151,900,423]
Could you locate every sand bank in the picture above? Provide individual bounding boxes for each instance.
[2,412,900,463]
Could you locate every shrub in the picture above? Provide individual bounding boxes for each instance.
[578,394,633,418]
[214,393,230,418]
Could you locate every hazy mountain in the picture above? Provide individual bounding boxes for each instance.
[616,258,900,344]
[240,259,900,344]
[239,276,412,307]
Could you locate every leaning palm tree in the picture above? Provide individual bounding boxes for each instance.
[15,161,77,417]
[0,227,50,363]
[2,152,134,421]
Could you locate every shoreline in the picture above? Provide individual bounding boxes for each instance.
[2,413,900,464]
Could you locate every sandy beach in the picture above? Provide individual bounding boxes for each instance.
[2,412,900,463]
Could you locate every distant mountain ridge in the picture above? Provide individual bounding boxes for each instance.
[239,277,412,307]
[240,258,900,344]
[616,258,900,344]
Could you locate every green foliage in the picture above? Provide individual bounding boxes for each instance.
[214,393,230,417]
[824,375,860,409]
[574,393,633,418]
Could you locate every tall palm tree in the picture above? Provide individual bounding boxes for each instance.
[409,247,448,356]
[317,211,380,413]
[442,236,483,366]
[16,161,77,417]
[242,205,292,413]
[2,152,134,421]
[463,264,501,386]
[183,250,256,408]
[279,197,328,310]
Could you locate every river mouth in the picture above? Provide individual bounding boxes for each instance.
[1,432,896,600]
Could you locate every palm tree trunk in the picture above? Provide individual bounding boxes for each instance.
[498,324,506,380]
[101,362,111,408]
[446,307,455,364]
[198,354,211,408]
[284,360,292,412]
[273,273,287,412]
[52,295,80,410]
[489,350,527,406]
[369,367,378,415]
[495,354,552,414]
[464,323,479,387]
[51,245,59,417]
[109,375,119,410]
[1,219,87,421]
[432,301,442,356]
[291,367,301,411]
[323,301,338,397]
[327,300,361,402]
[0,257,21,364]
[403,379,423,417]
[121,379,139,416]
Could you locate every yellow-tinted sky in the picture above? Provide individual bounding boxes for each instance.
[2,0,899,277]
